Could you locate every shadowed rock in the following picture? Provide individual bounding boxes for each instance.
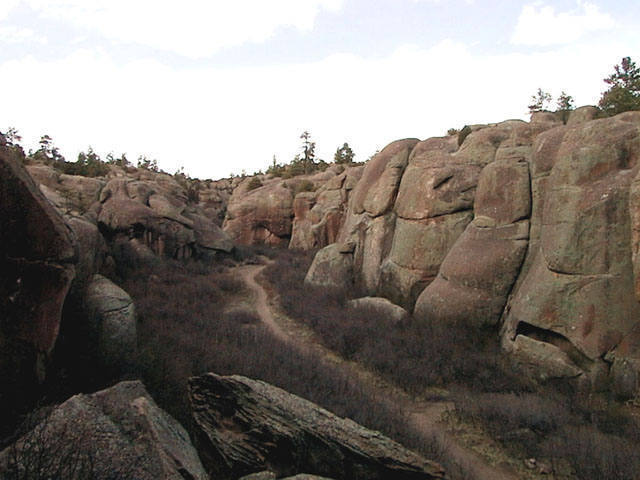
[188,373,445,480]
[0,146,76,411]
[0,381,207,480]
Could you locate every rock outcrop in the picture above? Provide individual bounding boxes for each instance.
[223,165,361,249]
[290,165,364,250]
[0,147,76,411]
[301,109,640,393]
[0,381,207,480]
[98,174,233,262]
[23,161,234,265]
[501,111,640,389]
[188,373,445,480]
[223,176,296,247]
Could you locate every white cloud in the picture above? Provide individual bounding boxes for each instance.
[0,0,21,21]
[2,36,633,180]
[0,25,47,44]
[15,0,342,58]
[511,1,615,46]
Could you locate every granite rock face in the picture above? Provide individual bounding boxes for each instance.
[303,110,640,394]
[188,373,445,480]
[502,112,640,390]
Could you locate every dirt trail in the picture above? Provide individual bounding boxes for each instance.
[237,262,520,480]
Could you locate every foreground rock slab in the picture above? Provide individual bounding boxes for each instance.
[0,381,207,480]
[188,372,445,480]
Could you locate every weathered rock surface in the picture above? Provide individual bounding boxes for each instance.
[0,381,207,480]
[23,161,234,263]
[304,243,354,291]
[414,154,531,327]
[27,164,105,215]
[302,112,640,392]
[223,176,296,246]
[188,373,445,480]
[0,147,76,410]
[348,296,409,323]
[502,112,640,389]
[224,166,354,248]
[289,165,364,250]
[83,274,137,369]
[330,139,419,296]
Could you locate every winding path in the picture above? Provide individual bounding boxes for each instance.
[236,262,521,480]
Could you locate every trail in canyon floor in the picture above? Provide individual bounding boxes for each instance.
[235,262,520,480]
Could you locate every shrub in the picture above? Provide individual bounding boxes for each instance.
[290,179,316,196]
[447,128,459,136]
[457,126,472,146]
[246,177,263,191]
[116,255,446,473]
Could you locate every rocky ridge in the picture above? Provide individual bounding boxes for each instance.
[224,107,640,397]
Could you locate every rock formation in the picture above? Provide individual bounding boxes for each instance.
[289,165,364,250]
[188,372,445,480]
[223,166,356,248]
[301,108,640,395]
[83,274,137,369]
[501,111,640,390]
[0,147,77,413]
[0,381,207,480]
[24,160,234,265]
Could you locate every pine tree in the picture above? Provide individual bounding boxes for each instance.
[334,142,355,164]
[599,57,640,116]
[528,88,552,113]
[300,131,316,174]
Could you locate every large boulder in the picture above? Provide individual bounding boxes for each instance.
[0,381,207,480]
[304,243,355,292]
[347,296,409,323]
[83,274,137,370]
[0,147,76,412]
[188,373,445,480]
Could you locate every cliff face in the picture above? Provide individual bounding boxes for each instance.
[300,107,640,395]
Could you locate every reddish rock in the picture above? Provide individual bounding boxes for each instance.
[0,146,76,411]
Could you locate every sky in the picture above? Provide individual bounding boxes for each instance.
[1,0,639,180]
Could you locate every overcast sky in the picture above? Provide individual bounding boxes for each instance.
[1,1,638,179]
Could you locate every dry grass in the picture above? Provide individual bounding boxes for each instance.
[262,247,640,480]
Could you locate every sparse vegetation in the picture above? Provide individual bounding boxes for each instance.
[262,247,640,480]
[113,255,445,471]
[246,176,263,191]
[556,90,575,124]
[528,88,553,113]
[289,179,315,196]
